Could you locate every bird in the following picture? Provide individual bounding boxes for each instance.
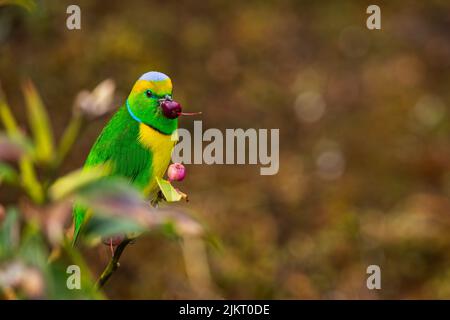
[73,71,186,244]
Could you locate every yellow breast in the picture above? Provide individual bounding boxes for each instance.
[138,123,177,196]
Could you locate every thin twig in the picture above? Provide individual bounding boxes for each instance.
[95,195,162,290]
[95,237,133,289]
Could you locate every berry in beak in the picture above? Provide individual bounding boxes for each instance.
[160,100,182,119]
[160,99,202,119]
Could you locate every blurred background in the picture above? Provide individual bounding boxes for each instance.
[1,0,450,299]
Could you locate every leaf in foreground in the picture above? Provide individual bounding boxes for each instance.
[156,177,182,202]
[48,165,110,201]
[22,80,55,164]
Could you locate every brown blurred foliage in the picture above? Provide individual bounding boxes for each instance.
[1,0,450,299]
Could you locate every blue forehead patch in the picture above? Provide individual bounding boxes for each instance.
[139,71,170,82]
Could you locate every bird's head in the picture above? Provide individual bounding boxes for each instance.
[126,71,180,135]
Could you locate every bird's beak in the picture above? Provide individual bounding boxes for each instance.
[158,95,173,104]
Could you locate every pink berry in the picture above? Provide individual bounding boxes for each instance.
[167,163,186,181]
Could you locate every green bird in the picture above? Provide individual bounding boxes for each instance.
[73,71,184,243]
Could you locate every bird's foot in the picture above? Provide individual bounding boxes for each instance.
[109,238,114,256]
[151,190,164,207]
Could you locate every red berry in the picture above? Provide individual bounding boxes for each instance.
[167,163,186,181]
[160,100,182,119]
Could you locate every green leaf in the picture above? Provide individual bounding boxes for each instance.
[22,80,55,164]
[48,164,110,201]
[76,177,143,202]
[55,114,83,166]
[83,215,145,241]
[0,88,43,202]
[0,162,18,185]
[19,223,48,269]
[0,87,21,137]
[156,177,182,202]
[75,178,157,230]
[0,134,38,198]
[19,156,44,204]
[0,207,19,258]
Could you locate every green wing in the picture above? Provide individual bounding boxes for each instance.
[73,106,153,243]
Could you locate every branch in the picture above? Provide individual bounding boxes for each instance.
[95,237,132,289]
[95,195,163,290]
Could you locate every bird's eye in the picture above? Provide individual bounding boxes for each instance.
[145,90,153,98]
